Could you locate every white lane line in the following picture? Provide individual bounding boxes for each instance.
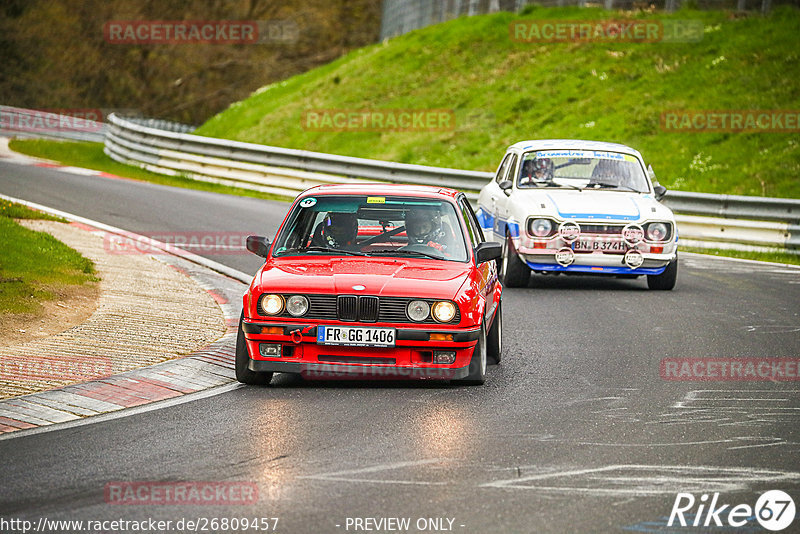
[682,251,800,270]
[0,383,243,441]
[299,459,448,486]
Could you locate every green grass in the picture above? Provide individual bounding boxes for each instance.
[681,245,800,266]
[0,199,98,315]
[196,6,800,199]
[8,139,292,202]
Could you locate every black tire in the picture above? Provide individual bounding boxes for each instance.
[486,302,502,365]
[235,313,273,385]
[458,324,487,385]
[500,233,530,288]
[647,255,678,290]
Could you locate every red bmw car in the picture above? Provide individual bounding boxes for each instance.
[237,184,503,385]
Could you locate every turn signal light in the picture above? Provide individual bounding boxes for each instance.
[261,326,283,335]
[430,333,453,342]
[651,246,664,254]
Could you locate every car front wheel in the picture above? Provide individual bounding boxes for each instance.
[501,232,530,288]
[235,313,273,385]
[647,255,678,290]
[458,324,487,385]
[487,302,502,365]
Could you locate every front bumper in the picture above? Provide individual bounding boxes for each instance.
[242,320,479,380]
[519,250,675,275]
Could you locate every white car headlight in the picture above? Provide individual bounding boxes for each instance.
[260,294,284,316]
[285,295,309,317]
[407,300,430,322]
[529,218,553,237]
[646,222,670,242]
[432,301,457,323]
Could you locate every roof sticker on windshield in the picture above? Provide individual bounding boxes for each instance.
[367,197,386,204]
[299,197,317,208]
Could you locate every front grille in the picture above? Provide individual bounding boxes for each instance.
[578,224,625,235]
[359,296,379,322]
[337,295,358,321]
[272,294,459,324]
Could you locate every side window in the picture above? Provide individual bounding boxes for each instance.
[504,154,518,183]
[494,154,513,184]
[458,197,484,249]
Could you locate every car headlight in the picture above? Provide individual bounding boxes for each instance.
[260,294,284,316]
[528,218,554,238]
[407,300,430,322]
[645,222,670,242]
[285,295,309,317]
[432,301,457,323]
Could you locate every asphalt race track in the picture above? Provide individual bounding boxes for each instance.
[1,162,799,533]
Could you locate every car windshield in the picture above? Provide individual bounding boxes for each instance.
[517,150,649,193]
[272,195,469,262]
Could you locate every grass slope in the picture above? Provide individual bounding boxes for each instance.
[0,200,97,315]
[196,6,800,198]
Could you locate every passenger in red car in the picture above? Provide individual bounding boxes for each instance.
[404,206,455,255]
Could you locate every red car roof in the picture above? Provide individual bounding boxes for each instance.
[299,183,461,200]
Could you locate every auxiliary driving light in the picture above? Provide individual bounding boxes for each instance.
[555,247,575,266]
[259,343,282,357]
[433,351,456,364]
[624,249,645,268]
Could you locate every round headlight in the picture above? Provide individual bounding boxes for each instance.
[529,218,553,237]
[432,301,456,323]
[646,222,669,242]
[407,300,430,322]
[286,295,309,317]
[260,294,284,316]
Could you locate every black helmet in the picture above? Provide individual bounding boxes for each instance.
[321,212,358,247]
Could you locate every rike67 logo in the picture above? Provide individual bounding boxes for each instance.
[669,490,796,531]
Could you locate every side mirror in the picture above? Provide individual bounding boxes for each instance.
[653,184,667,201]
[498,180,513,196]
[246,235,270,258]
[475,241,502,264]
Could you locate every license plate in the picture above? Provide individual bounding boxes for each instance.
[317,326,396,347]
[574,239,626,252]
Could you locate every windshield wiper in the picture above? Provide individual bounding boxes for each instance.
[372,248,444,260]
[587,182,642,193]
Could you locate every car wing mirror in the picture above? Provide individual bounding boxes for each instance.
[246,235,271,258]
[475,241,502,264]
[653,184,667,201]
[498,180,513,196]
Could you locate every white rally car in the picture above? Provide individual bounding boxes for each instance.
[477,140,678,290]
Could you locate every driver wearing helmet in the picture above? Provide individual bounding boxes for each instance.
[404,206,451,254]
[520,157,554,185]
[312,212,358,248]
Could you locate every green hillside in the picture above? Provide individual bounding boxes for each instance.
[196,7,800,198]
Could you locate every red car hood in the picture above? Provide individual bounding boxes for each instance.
[255,257,470,300]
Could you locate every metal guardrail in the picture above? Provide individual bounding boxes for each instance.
[0,106,107,143]
[4,108,798,254]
